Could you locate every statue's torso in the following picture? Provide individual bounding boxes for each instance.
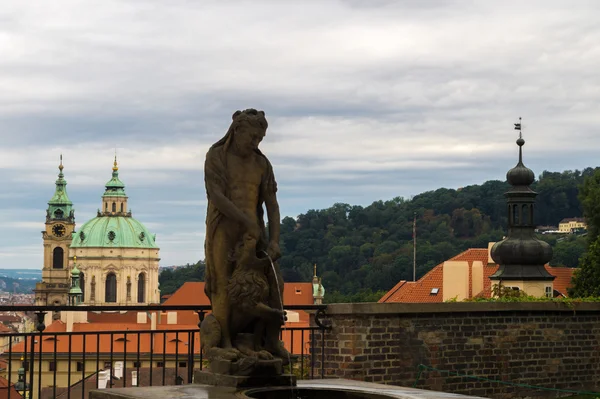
[227,152,265,223]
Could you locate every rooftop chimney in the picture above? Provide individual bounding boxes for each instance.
[98,370,109,389]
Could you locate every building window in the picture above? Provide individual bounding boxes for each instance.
[120,203,124,213]
[23,361,30,372]
[104,362,112,369]
[53,247,64,269]
[112,202,116,212]
[105,273,117,303]
[137,273,146,303]
[178,362,187,368]
[545,286,553,298]
[77,362,84,372]
[105,202,108,212]
[49,361,56,371]
[80,272,85,301]
[521,204,530,226]
[133,361,141,368]
[157,362,165,368]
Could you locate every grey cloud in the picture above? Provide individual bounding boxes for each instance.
[2,0,600,268]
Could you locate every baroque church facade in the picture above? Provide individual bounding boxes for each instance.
[34,157,160,306]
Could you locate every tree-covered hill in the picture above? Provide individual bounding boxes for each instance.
[159,168,598,301]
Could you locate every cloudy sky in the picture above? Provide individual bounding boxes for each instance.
[1,0,600,269]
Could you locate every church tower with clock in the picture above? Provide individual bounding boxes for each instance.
[34,156,76,307]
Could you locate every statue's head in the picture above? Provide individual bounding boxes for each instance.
[222,109,268,157]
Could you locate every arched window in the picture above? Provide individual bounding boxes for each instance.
[105,273,117,303]
[52,247,64,269]
[512,204,519,226]
[112,202,116,212]
[80,272,85,302]
[137,273,146,303]
[120,203,124,213]
[522,204,530,226]
[105,202,108,212]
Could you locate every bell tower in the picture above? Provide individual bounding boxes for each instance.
[34,156,76,307]
[490,120,554,297]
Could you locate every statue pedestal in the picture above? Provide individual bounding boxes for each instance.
[194,358,296,388]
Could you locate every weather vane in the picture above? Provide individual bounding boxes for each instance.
[514,117,522,139]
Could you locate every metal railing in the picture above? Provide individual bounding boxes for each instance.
[0,304,329,399]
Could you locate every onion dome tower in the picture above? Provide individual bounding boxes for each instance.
[490,120,554,296]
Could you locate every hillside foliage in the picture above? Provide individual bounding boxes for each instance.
[159,168,598,301]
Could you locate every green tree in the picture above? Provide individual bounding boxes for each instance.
[579,168,600,242]
[551,235,587,268]
[569,236,600,297]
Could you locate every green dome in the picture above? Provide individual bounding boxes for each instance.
[71,216,158,249]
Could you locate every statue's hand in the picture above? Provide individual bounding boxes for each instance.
[267,241,281,261]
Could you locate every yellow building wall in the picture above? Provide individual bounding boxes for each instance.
[443,261,469,301]
[558,221,587,232]
[493,280,553,298]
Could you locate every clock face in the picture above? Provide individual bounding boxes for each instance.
[52,224,66,237]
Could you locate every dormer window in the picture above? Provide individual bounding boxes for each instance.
[54,209,64,219]
[430,288,439,295]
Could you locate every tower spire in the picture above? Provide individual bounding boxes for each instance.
[113,151,118,172]
[47,155,74,222]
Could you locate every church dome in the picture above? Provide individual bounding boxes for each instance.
[71,216,158,249]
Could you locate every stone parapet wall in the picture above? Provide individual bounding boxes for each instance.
[313,302,600,398]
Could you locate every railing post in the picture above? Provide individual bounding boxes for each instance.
[35,311,46,399]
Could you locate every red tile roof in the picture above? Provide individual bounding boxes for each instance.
[163,282,314,307]
[380,247,575,303]
[0,324,13,333]
[0,376,22,399]
[545,266,576,296]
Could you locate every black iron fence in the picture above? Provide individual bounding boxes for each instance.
[0,304,329,399]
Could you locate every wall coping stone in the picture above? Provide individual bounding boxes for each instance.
[326,301,600,315]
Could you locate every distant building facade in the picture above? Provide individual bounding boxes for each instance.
[558,217,587,233]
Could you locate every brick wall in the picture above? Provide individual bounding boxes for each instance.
[312,302,600,398]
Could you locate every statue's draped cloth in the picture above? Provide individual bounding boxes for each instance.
[203,135,277,300]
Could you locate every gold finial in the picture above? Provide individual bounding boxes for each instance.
[59,154,64,171]
[73,255,77,263]
[113,153,118,172]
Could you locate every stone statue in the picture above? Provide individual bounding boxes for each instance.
[201,109,290,376]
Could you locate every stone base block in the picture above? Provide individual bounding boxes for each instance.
[209,357,283,376]
[194,369,296,388]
